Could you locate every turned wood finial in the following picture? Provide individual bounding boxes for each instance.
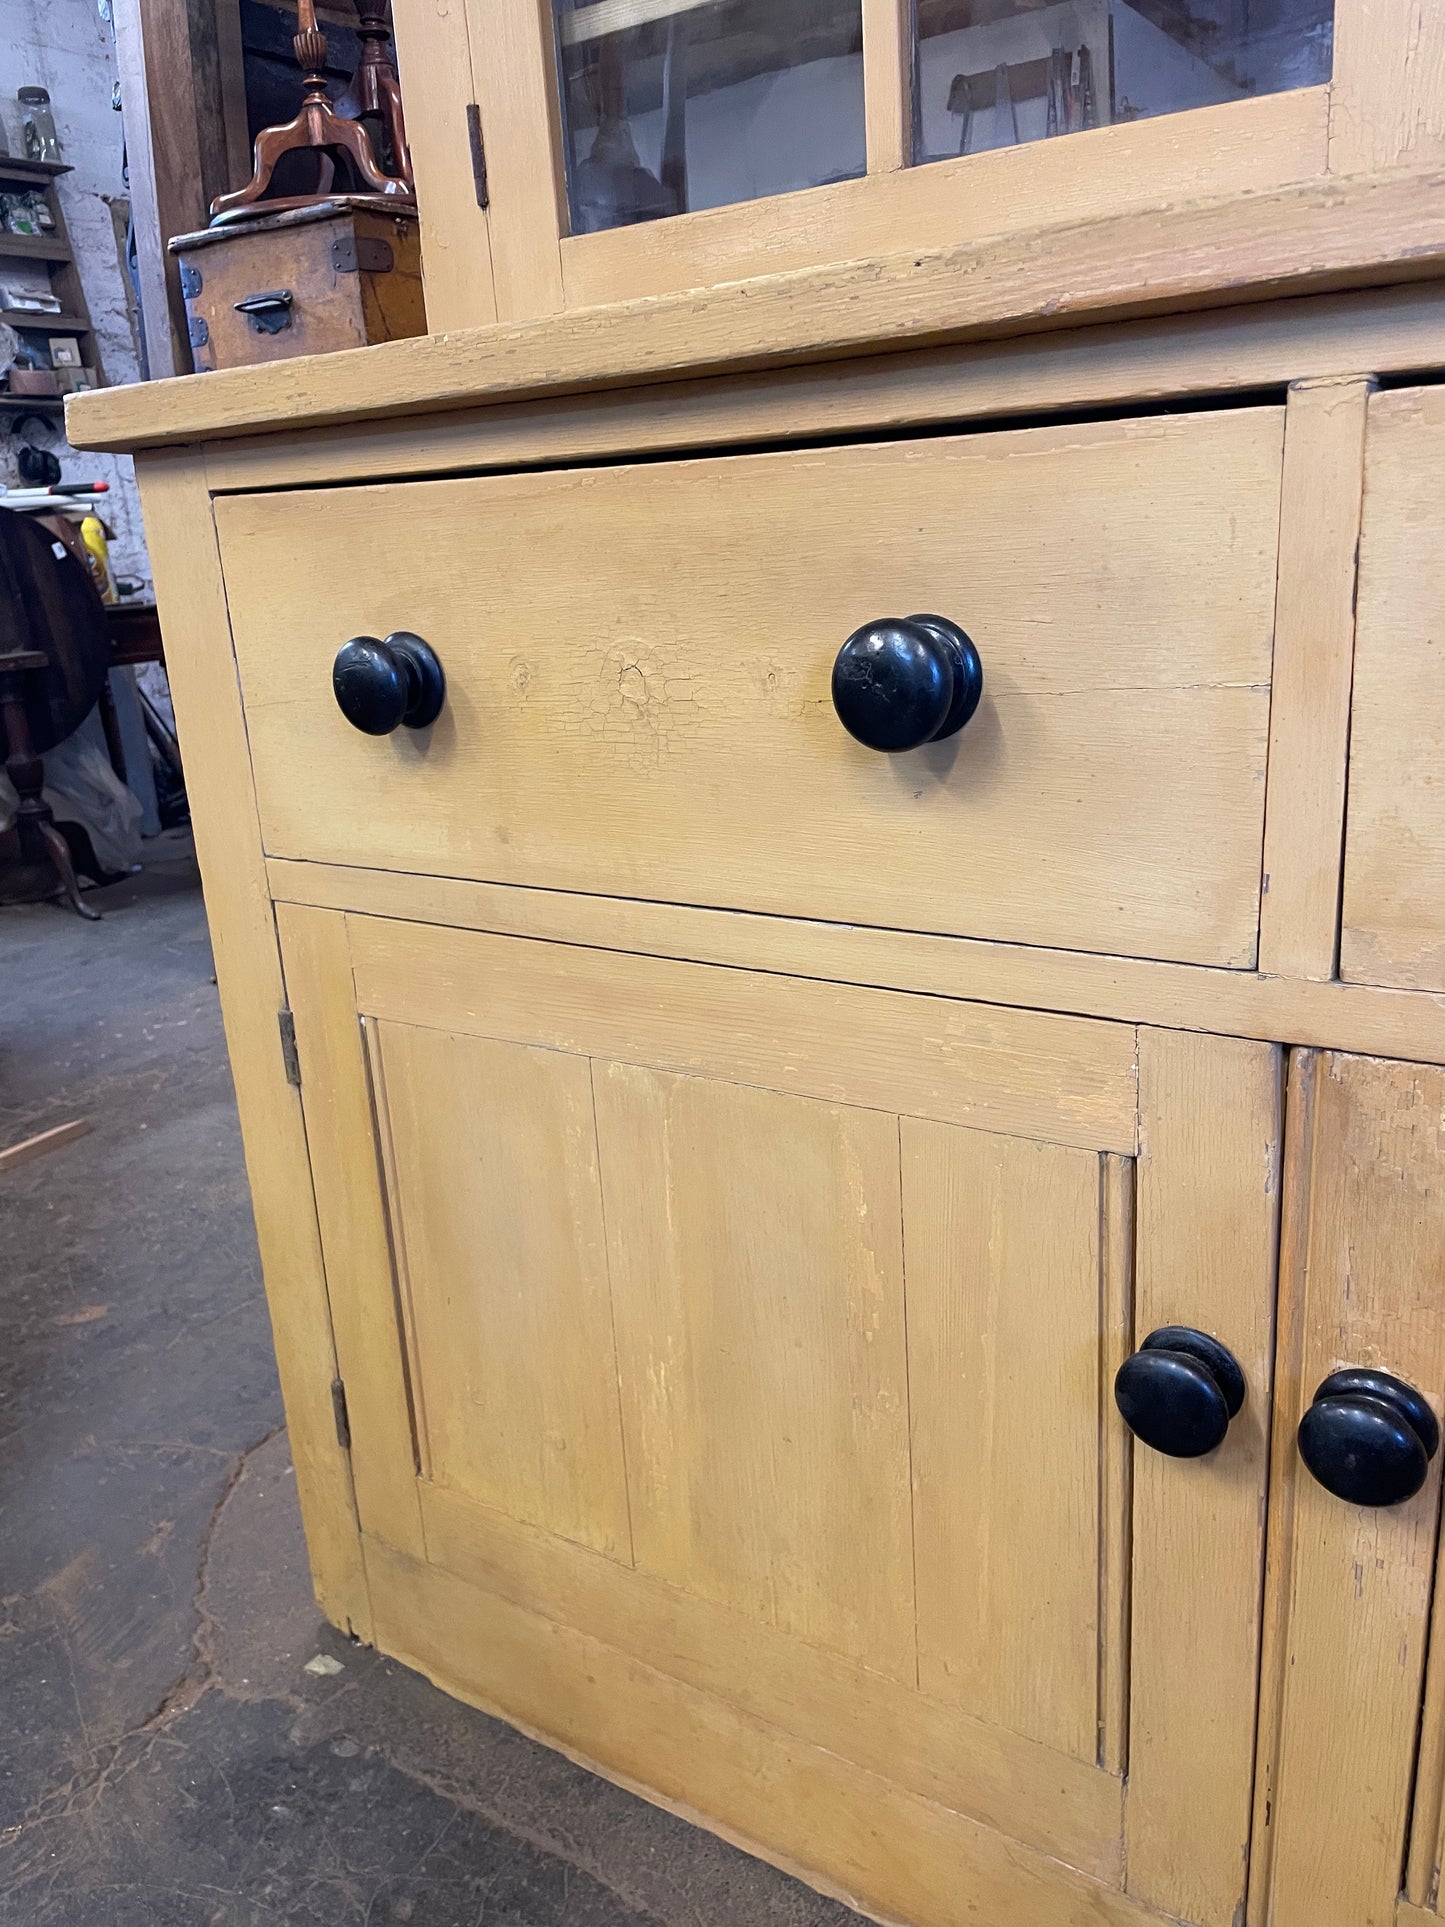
[293,0,329,89]
[209,0,414,220]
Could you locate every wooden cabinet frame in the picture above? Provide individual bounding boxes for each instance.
[111,285,1445,1927]
[425,0,1445,323]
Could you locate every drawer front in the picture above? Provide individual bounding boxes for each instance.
[1343,387,1445,990]
[217,409,1283,966]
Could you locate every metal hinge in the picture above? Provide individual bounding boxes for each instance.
[466,102,489,209]
[331,1376,352,1451]
[330,232,394,275]
[278,1008,301,1087]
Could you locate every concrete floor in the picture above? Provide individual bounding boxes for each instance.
[0,838,863,1927]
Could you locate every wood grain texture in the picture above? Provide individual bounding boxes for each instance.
[132,449,371,1638]
[1126,1029,1281,1927]
[1258,376,1372,980]
[1252,1052,1445,1927]
[66,167,1445,453]
[1098,1154,1134,1778]
[387,0,498,331]
[196,283,1445,496]
[595,1065,913,1675]
[345,916,1140,1153]
[1331,0,1445,175]
[276,903,426,1562]
[464,0,566,318]
[269,857,1445,1069]
[419,1478,1125,1880]
[175,212,425,371]
[906,1124,1106,1760]
[559,87,1326,309]
[1342,386,1445,990]
[366,1536,1174,1927]
[369,1021,632,1557]
[216,411,1281,970]
[861,0,910,172]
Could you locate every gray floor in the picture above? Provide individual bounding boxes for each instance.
[0,837,863,1927]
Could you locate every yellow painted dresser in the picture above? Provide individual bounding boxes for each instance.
[69,4,1445,1922]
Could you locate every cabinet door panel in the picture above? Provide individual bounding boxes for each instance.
[907,1121,1107,1761]
[595,1061,914,1677]
[369,1020,631,1558]
[279,907,1281,1927]
[1254,1052,1445,1927]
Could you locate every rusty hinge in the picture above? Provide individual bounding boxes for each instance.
[278,1008,301,1087]
[466,102,489,209]
[331,1376,352,1451]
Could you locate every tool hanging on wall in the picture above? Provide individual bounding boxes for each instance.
[948,60,1026,154]
[209,0,414,226]
[1047,45,1098,138]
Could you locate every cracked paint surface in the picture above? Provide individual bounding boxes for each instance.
[0,835,860,1927]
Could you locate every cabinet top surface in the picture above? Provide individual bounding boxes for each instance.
[64,166,1445,456]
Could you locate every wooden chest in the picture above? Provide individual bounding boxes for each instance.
[69,4,1445,1923]
[169,202,425,373]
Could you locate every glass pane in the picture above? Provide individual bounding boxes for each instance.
[553,0,865,236]
[914,0,1334,165]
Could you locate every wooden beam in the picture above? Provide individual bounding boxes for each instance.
[0,1119,92,1173]
[68,167,1445,452]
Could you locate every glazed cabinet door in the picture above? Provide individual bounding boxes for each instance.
[277,903,1281,1927]
[1254,1052,1445,1927]
[459,0,1344,319]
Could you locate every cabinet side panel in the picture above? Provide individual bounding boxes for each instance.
[133,449,370,1637]
[1126,1030,1282,1927]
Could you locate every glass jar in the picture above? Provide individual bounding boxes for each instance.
[18,87,62,165]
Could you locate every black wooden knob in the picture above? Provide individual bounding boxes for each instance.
[1297,1369,1440,1507]
[1114,1327,1246,1459]
[831,614,983,753]
[333,631,445,735]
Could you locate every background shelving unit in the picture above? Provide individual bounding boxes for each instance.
[0,153,106,396]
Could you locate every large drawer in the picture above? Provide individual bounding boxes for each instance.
[216,408,1283,966]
